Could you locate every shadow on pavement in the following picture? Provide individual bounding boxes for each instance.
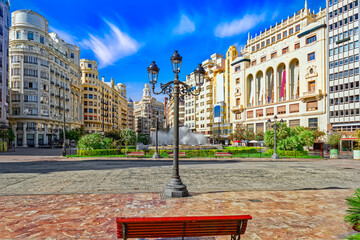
[0,159,240,174]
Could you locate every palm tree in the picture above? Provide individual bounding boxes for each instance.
[121,128,136,153]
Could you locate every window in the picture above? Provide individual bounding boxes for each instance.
[308,118,318,130]
[307,101,318,111]
[271,52,277,59]
[306,35,317,44]
[40,35,44,44]
[28,32,34,40]
[289,28,294,35]
[266,39,270,45]
[252,46,255,52]
[295,24,300,32]
[251,60,256,66]
[261,41,265,47]
[88,64,92,68]
[271,36,275,43]
[283,31,287,38]
[308,52,315,61]
[282,47,289,54]
[294,43,300,50]
[16,31,21,39]
[277,34,281,40]
[261,56,266,62]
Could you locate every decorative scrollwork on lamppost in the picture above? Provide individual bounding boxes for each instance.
[267,115,284,160]
[147,50,205,198]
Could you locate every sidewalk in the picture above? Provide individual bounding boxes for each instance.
[0,189,357,239]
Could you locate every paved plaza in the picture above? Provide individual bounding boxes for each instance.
[0,149,359,239]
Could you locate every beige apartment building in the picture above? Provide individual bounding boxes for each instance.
[134,84,164,136]
[164,96,184,129]
[184,53,226,142]
[80,59,128,133]
[127,98,135,131]
[9,10,82,147]
[231,4,327,133]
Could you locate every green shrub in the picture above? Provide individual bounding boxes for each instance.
[77,133,113,150]
[266,149,307,157]
[77,149,120,156]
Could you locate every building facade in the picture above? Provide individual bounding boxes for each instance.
[231,5,328,134]
[0,0,9,126]
[134,84,164,136]
[327,0,360,133]
[80,59,128,133]
[9,10,82,147]
[164,96,184,129]
[184,53,226,142]
[127,97,135,131]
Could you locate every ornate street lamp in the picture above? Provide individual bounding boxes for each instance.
[147,50,205,198]
[267,115,284,160]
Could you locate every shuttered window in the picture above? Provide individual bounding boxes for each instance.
[277,105,286,115]
[289,103,299,113]
[307,101,318,111]
[266,107,274,116]
[247,110,254,119]
[256,109,264,117]
[289,119,300,127]
[256,123,264,133]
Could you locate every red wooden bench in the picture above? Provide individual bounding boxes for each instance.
[169,152,186,157]
[116,215,252,239]
[126,152,144,157]
[215,152,233,157]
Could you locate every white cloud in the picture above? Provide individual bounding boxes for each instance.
[173,15,195,35]
[81,21,140,68]
[214,13,266,38]
[49,26,78,45]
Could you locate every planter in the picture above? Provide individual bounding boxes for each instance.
[330,149,338,159]
[354,150,360,160]
[353,222,360,232]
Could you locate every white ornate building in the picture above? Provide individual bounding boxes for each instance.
[134,84,164,136]
[9,10,82,147]
[231,4,328,133]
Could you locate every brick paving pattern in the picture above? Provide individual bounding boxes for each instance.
[0,189,358,239]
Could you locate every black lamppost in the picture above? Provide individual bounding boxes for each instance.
[147,50,205,198]
[267,115,284,160]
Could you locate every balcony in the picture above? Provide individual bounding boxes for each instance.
[300,89,323,102]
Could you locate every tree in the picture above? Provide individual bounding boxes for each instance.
[232,125,256,141]
[327,132,341,149]
[60,128,84,142]
[255,132,264,141]
[77,133,113,150]
[137,134,149,145]
[105,130,122,140]
[121,128,136,152]
[264,123,315,151]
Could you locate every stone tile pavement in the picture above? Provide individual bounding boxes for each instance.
[0,189,358,239]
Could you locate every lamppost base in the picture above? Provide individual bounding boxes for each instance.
[271,153,279,160]
[153,152,160,160]
[164,177,189,198]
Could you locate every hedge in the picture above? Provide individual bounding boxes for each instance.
[266,149,308,157]
[77,147,267,157]
[77,149,120,156]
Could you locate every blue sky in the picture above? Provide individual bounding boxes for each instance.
[12,0,325,102]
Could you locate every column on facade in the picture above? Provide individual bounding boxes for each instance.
[44,124,48,145]
[35,130,39,148]
[274,70,278,103]
[22,123,27,147]
[286,65,291,101]
[13,124,17,147]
